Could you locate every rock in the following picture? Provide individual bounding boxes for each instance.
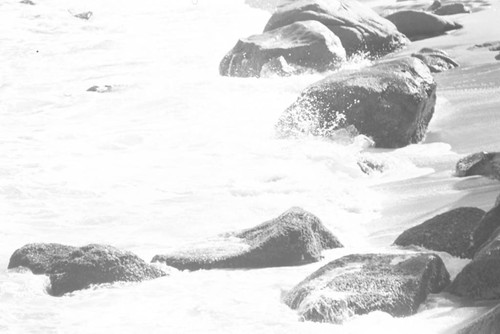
[385,10,462,40]
[73,11,93,20]
[152,207,343,270]
[8,243,78,274]
[283,253,450,324]
[427,0,441,12]
[276,57,436,148]
[448,205,500,299]
[8,243,166,296]
[394,207,486,258]
[219,21,346,77]
[87,85,113,93]
[357,157,385,174]
[455,152,500,180]
[470,41,500,51]
[496,53,500,61]
[433,3,470,15]
[457,303,500,334]
[495,193,500,208]
[411,47,459,73]
[20,0,35,5]
[263,0,410,56]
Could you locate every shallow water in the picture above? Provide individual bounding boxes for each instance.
[1,0,500,333]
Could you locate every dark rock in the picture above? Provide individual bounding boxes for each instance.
[87,85,113,93]
[263,0,410,57]
[457,304,500,334]
[8,243,166,296]
[394,207,486,258]
[470,41,500,51]
[455,152,500,180]
[8,243,78,274]
[284,253,450,324]
[448,206,500,299]
[152,207,343,270]
[496,53,500,61]
[427,0,441,12]
[411,47,459,73]
[385,10,462,40]
[219,21,346,77]
[276,56,436,148]
[74,11,93,20]
[433,3,470,15]
[357,157,386,174]
[20,0,35,5]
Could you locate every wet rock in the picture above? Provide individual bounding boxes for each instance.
[411,48,459,73]
[263,0,409,57]
[385,10,462,40]
[470,41,500,51]
[284,253,450,324]
[496,53,500,61]
[457,303,500,334]
[448,205,500,299]
[455,152,500,180]
[357,158,386,174]
[394,207,486,258]
[152,207,343,270]
[219,21,346,77]
[433,3,470,15]
[20,0,35,5]
[73,11,93,20]
[8,243,166,296]
[276,57,436,148]
[8,243,78,274]
[87,85,113,93]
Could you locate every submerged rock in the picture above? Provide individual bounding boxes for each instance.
[385,10,462,40]
[394,207,486,258]
[219,20,346,77]
[152,207,343,270]
[433,3,470,15]
[448,205,500,299]
[276,56,436,148]
[455,152,500,180]
[283,253,450,324]
[457,303,500,334]
[263,0,409,56]
[8,243,166,296]
[411,48,459,73]
[73,11,93,20]
[20,0,35,5]
[87,85,113,93]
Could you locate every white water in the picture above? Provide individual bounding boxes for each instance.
[1,0,500,333]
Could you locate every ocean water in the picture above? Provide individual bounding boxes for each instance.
[1,0,500,333]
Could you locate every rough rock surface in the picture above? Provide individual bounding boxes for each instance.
[276,57,436,148]
[457,304,500,334]
[152,207,343,270]
[411,48,459,72]
[433,3,470,15]
[8,243,166,296]
[263,0,410,56]
[448,205,500,299]
[394,207,486,258]
[385,10,462,40]
[219,20,346,77]
[455,151,500,180]
[283,253,450,324]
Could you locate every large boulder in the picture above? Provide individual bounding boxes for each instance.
[448,206,500,299]
[152,207,343,270]
[276,56,436,148]
[283,253,450,324]
[394,207,486,258]
[411,48,459,73]
[219,20,346,77]
[263,0,410,56]
[385,10,462,40]
[8,243,166,296]
[457,304,500,334]
[456,152,500,180]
